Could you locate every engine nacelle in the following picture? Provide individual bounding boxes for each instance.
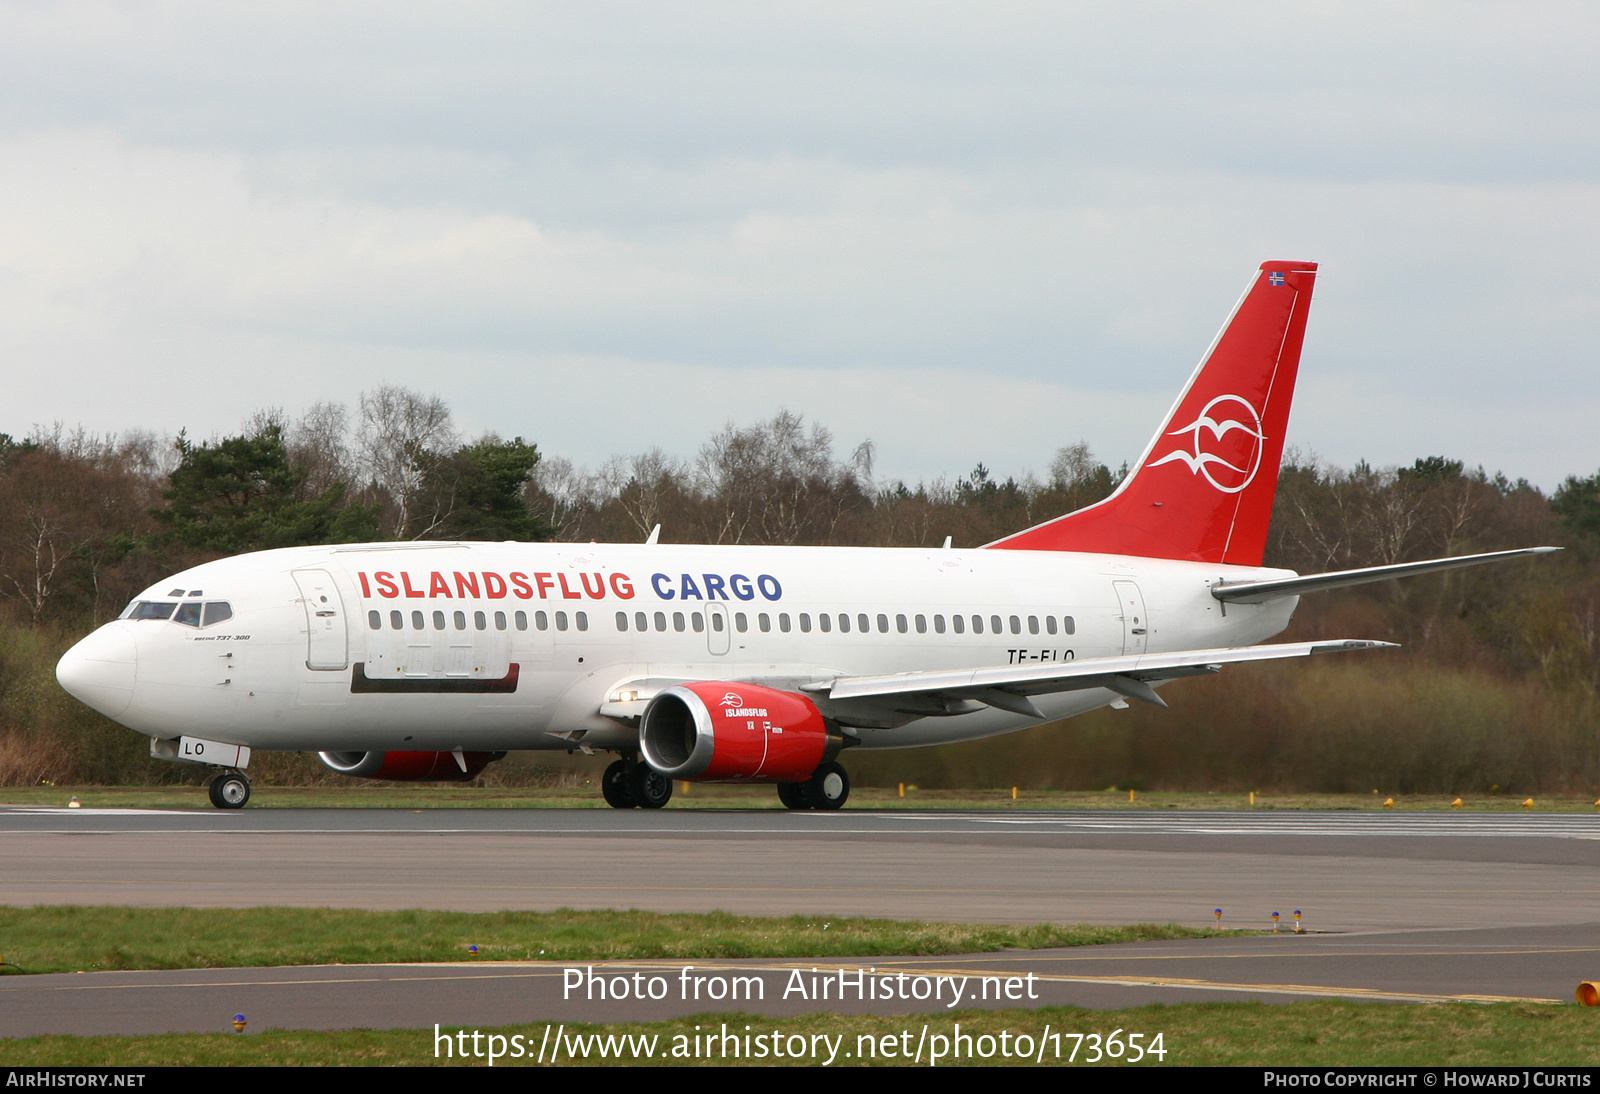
[316,750,495,782]
[640,682,835,782]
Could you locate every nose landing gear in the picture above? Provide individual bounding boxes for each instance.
[207,770,251,809]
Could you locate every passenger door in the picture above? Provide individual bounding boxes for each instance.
[292,570,349,671]
[1113,580,1148,657]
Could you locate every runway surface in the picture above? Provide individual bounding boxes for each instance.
[3,807,1598,932]
[1,924,1592,1037]
[5,806,1598,1034]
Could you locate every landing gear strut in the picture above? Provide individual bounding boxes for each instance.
[207,770,251,809]
[602,757,673,809]
[778,761,850,811]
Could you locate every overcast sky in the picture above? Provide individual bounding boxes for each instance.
[2,2,1596,490]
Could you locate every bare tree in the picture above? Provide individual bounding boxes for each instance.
[697,411,872,545]
[599,449,692,541]
[287,401,355,499]
[355,386,457,537]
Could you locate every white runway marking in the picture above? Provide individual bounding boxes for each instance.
[0,806,194,816]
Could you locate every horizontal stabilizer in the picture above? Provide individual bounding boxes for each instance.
[1212,547,1561,605]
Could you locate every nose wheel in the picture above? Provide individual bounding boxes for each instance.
[207,771,251,809]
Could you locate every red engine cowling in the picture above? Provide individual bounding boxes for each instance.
[317,750,494,782]
[640,682,829,782]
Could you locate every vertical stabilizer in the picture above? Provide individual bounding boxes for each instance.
[987,261,1318,565]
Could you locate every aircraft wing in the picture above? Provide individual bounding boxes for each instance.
[802,639,1394,719]
[1212,547,1559,605]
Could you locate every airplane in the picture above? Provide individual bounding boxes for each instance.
[54,260,1556,810]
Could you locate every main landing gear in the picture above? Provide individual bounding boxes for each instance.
[207,770,251,809]
[602,757,673,809]
[777,761,850,811]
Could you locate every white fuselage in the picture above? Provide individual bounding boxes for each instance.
[60,541,1299,755]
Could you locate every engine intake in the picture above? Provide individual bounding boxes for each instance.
[316,750,496,782]
[640,682,837,782]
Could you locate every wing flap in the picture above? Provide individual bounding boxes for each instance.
[810,640,1395,704]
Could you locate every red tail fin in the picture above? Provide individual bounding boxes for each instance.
[987,260,1318,566]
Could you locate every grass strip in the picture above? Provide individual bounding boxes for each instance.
[0,906,1217,975]
[4,1001,1595,1067]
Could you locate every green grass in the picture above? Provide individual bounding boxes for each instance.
[0,906,1219,975]
[7,784,1600,811]
[6,1001,1598,1066]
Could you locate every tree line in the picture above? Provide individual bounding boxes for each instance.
[5,385,1600,791]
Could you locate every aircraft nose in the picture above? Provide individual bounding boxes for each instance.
[56,625,138,718]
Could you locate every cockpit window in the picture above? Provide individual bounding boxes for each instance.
[173,602,202,627]
[202,602,233,626]
[128,601,179,621]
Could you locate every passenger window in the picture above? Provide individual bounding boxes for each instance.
[692,612,705,633]
[576,612,588,631]
[1028,615,1039,635]
[368,610,382,630]
[1063,616,1076,635]
[673,612,686,632]
[203,602,233,627]
[433,611,446,630]
[654,611,667,631]
[779,613,792,633]
[636,612,648,631]
[555,611,568,631]
[759,613,771,633]
[390,610,404,630]
[475,611,487,631]
[616,611,629,631]
[1046,616,1057,635]
[819,613,831,633]
[952,614,964,634]
[799,613,812,633]
[735,613,748,633]
[535,610,549,631]
[1009,615,1021,635]
[411,611,425,630]
[992,615,1003,634]
[711,614,724,632]
[454,611,466,630]
[174,602,202,627]
[971,615,982,634]
[838,614,850,633]
[859,614,871,633]
[933,614,945,634]
[515,611,528,631]
[494,611,506,631]
[912,614,923,634]
[876,614,889,633]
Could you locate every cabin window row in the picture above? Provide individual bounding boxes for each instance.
[612,611,1075,636]
[368,609,588,632]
